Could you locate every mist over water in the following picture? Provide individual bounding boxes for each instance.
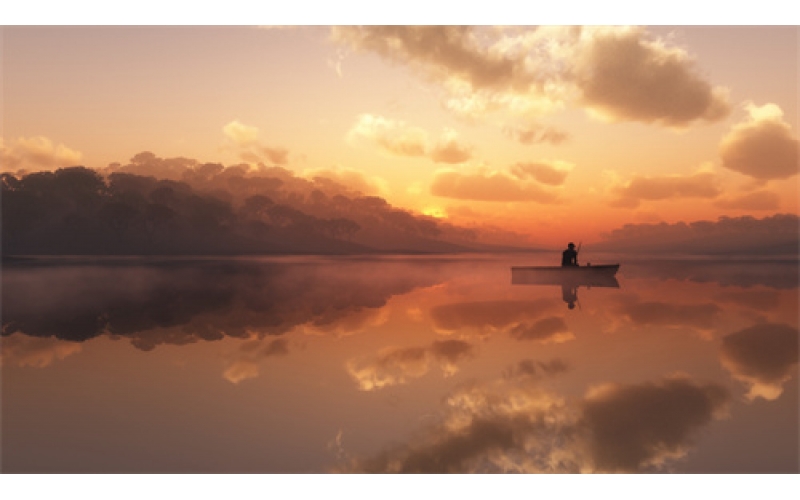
[2,254,797,473]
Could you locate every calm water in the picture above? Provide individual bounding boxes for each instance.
[2,254,798,473]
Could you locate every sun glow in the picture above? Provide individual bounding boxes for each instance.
[423,207,448,219]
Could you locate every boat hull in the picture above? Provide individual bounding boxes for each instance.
[511,264,620,287]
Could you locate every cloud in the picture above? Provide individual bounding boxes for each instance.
[580,376,729,472]
[347,114,472,164]
[347,114,427,157]
[610,172,721,209]
[574,27,731,126]
[223,337,290,384]
[618,301,721,332]
[332,26,525,92]
[510,161,573,186]
[429,300,571,344]
[431,169,561,203]
[719,323,798,401]
[223,359,261,384]
[595,214,799,256]
[503,358,569,381]
[303,304,390,338]
[347,339,474,391]
[429,128,473,164]
[503,124,569,146]
[106,151,200,180]
[713,290,781,312]
[332,26,730,129]
[304,166,389,197]
[713,190,781,211]
[719,103,799,180]
[1,136,83,172]
[509,316,574,344]
[223,120,260,146]
[339,372,729,473]
[430,299,559,334]
[223,120,289,165]
[0,333,82,368]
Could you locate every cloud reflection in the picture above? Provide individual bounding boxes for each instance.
[618,301,720,332]
[430,299,560,334]
[719,323,799,401]
[223,338,290,384]
[2,258,442,352]
[338,368,729,473]
[347,339,475,391]
[0,333,83,368]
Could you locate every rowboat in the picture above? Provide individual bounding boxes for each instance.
[511,264,620,287]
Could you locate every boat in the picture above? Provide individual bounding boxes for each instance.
[511,264,620,287]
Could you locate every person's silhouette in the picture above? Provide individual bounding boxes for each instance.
[561,284,577,309]
[561,242,578,267]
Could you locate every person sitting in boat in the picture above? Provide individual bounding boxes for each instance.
[561,242,578,267]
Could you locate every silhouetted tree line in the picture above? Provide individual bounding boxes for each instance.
[2,167,369,255]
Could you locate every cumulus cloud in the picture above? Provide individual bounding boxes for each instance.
[719,103,799,180]
[429,128,473,164]
[347,114,472,164]
[223,120,289,165]
[1,136,83,172]
[347,339,474,391]
[610,172,721,209]
[332,26,730,129]
[431,169,561,203]
[332,26,526,92]
[574,27,731,126]
[338,372,729,473]
[719,323,798,401]
[713,190,781,211]
[510,161,573,186]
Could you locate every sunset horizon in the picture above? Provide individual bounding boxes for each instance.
[2,20,798,482]
[3,25,797,254]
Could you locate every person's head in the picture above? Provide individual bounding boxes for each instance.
[568,242,575,249]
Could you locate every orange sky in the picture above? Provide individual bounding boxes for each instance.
[2,24,797,246]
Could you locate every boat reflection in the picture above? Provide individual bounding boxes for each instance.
[511,265,620,309]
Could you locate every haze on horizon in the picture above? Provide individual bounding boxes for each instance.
[2,25,798,251]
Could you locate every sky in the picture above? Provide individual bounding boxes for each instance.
[1,20,798,246]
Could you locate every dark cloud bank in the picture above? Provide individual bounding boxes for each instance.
[594,214,799,257]
[1,158,511,256]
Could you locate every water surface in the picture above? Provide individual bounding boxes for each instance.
[2,254,798,473]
